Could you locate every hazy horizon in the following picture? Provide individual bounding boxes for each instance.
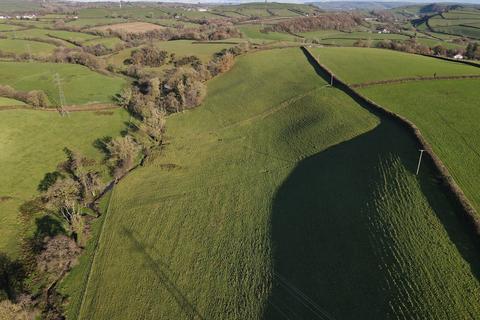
[61,0,480,2]
[62,0,480,4]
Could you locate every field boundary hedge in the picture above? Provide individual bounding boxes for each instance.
[420,53,480,68]
[351,74,480,88]
[302,46,480,238]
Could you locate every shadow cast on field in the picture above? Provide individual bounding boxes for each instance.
[121,227,205,320]
[262,49,480,320]
[265,121,412,320]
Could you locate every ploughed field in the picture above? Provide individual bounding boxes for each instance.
[312,46,480,215]
[76,48,480,319]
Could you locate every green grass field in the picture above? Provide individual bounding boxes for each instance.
[0,23,23,31]
[82,37,124,50]
[0,38,57,56]
[413,37,465,49]
[0,61,126,105]
[65,18,128,29]
[214,2,316,18]
[300,30,410,43]
[426,8,480,39]
[155,40,236,62]
[106,40,237,68]
[0,108,129,256]
[238,24,298,42]
[0,97,25,106]
[359,79,480,213]
[314,46,480,213]
[312,47,480,84]
[4,28,98,45]
[75,48,480,320]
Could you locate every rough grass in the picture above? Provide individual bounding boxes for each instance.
[0,38,57,56]
[0,108,129,256]
[311,47,480,84]
[359,79,480,214]
[77,48,480,320]
[0,61,126,105]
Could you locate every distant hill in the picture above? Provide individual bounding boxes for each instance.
[311,1,415,11]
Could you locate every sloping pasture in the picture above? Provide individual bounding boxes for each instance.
[0,61,126,105]
[0,108,129,256]
[311,47,480,84]
[76,48,480,320]
[359,79,480,213]
[0,38,57,56]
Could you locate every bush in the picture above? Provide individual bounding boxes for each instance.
[0,85,50,108]
[130,46,169,67]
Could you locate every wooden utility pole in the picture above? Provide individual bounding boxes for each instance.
[416,149,425,175]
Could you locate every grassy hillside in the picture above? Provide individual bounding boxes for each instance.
[313,45,480,215]
[359,79,480,213]
[105,40,237,70]
[238,24,298,42]
[4,28,97,46]
[0,23,23,31]
[427,8,480,39]
[82,37,124,50]
[76,48,480,320]
[300,30,410,46]
[0,38,57,56]
[0,108,129,256]
[0,62,126,105]
[312,47,480,84]
[154,40,237,62]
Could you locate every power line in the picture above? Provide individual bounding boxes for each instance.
[54,73,68,117]
[274,272,336,320]
[25,43,32,62]
[268,300,292,320]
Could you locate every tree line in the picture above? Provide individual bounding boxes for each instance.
[0,42,248,319]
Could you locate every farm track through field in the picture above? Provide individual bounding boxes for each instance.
[351,74,480,88]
